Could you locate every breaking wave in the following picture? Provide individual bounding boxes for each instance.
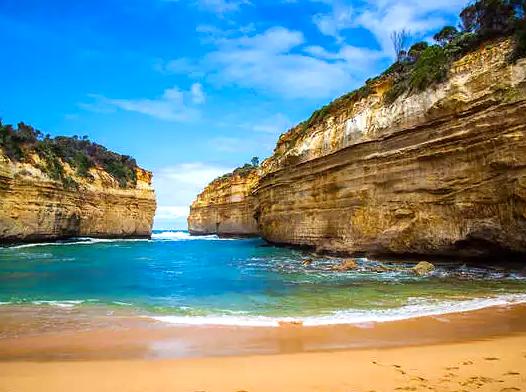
[148,293,526,327]
[151,231,231,241]
[2,231,234,249]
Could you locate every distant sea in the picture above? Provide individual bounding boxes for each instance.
[1,230,526,327]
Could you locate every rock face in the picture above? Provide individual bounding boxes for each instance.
[188,169,259,236]
[189,40,526,258]
[0,152,156,244]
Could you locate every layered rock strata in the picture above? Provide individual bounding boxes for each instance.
[188,170,259,236]
[190,40,526,257]
[0,152,156,244]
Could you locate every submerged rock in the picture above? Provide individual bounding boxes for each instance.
[412,261,436,276]
[334,259,358,271]
[369,264,395,273]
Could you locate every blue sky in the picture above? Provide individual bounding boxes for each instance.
[0,0,464,229]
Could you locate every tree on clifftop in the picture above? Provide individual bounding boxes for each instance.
[460,0,521,37]
[391,29,411,61]
[434,26,460,46]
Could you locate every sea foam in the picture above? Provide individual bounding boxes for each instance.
[4,237,148,249]
[2,231,228,249]
[151,231,234,241]
[149,293,526,327]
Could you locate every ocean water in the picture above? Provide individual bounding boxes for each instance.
[1,231,526,327]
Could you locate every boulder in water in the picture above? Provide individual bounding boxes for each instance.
[412,261,435,276]
[334,259,358,271]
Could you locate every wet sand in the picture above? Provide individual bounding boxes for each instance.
[3,303,526,360]
[2,304,526,390]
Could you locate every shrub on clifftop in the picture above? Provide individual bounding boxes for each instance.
[0,120,138,188]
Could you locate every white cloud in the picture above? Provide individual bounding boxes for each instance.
[203,26,366,99]
[196,0,250,13]
[160,26,383,99]
[156,58,202,76]
[305,44,383,70]
[158,2,464,101]
[210,137,246,153]
[191,83,206,104]
[165,0,250,13]
[313,1,353,42]
[246,113,293,135]
[81,85,204,122]
[312,0,464,56]
[153,162,233,229]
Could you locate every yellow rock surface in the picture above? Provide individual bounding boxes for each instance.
[188,170,259,236]
[189,39,526,257]
[0,152,156,243]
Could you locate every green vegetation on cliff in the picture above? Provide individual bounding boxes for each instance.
[0,121,138,188]
[213,158,259,183]
[289,0,526,139]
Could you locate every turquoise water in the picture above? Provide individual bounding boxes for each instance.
[1,231,526,326]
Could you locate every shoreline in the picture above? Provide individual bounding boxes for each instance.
[0,234,153,248]
[3,302,526,361]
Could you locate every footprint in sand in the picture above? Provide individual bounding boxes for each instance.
[445,366,460,370]
[461,360,474,365]
[504,371,521,376]
[391,364,407,375]
[484,357,500,361]
[500,388,520,392]
[460,376,498,388]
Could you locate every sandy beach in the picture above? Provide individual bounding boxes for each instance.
[1,333,526,392]
[1,304,526,391]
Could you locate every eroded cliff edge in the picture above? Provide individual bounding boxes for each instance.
[0,132,156,244]
[188,168,259,236]
[189,39,526,257]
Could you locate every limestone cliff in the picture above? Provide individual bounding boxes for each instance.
[188,169,259,236]
[189,39,526,258]
[0,149,156,244]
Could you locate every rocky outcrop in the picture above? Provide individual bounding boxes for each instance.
[412,262,436,276]
[188,169,259,236]
[189,39,526,258]
[0,152,156,244]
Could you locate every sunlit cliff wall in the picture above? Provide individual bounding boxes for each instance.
[188,170,259,236]
[190,40,526,257]
[0,152,156,244]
